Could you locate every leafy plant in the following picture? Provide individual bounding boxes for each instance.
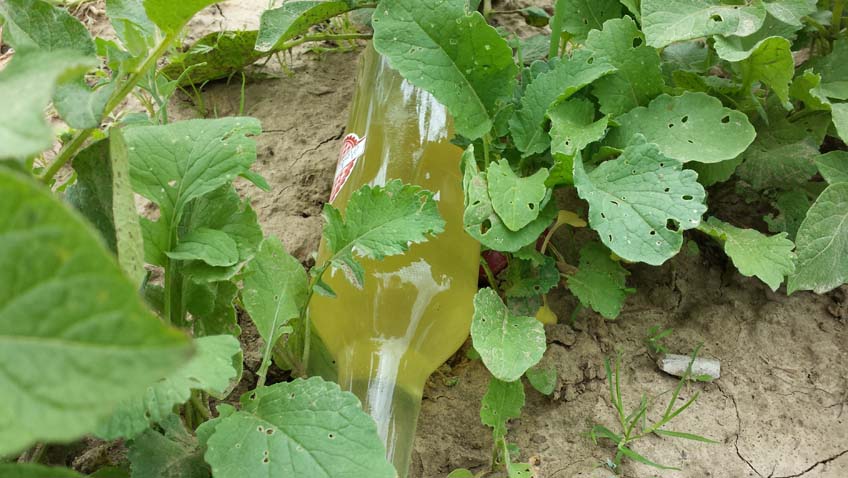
[590,350,717,473]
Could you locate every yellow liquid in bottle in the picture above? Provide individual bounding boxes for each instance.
[308,46,480,477]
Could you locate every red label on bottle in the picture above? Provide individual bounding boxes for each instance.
[330,133,366,203]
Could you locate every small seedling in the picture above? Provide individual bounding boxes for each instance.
[645,326,673,356]
[591,348,717,474]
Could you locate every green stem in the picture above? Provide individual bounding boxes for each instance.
[833,0,844,37]
[548,4,564,58]
[480,256,498,291]
[299,265,328,372]
[40,32,180,184]
[482,134,492,167]
[278,33,373,51]
[190,393,211,421]
[483,0,493,19]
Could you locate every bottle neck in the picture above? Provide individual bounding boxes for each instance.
[336,340,427,478]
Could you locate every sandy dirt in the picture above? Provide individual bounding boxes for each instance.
[61,1,848,477]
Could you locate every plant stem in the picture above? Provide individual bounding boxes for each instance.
[190,393,211,421]
[483,0,493,19]
[40,32,180,184]
[480,256,498,290]
[482,134,492,166]
[833,0,844,37]
[548,4,563,58]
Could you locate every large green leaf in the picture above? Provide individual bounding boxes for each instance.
[66,140,118,251]
[567,242,631,319]
[110,128,146,284]
[0,0,94,54]
[808,38,848,100]
[471,288,546,382]
[574,141,707,265]
[372,0,517,140]
[584,16,664,116]
[462,146,557,252]
[480,377,525,439]
[186,280,240,337]
[606,92,756,164]
[129,415,210,478]
[736,111,830,190]
[205,378,396,478]
[641,0,767,48]
[165,228,240,267]
[788,183,848,294]
[717,35,794,104]
[0,51,93,160]
[97,335,241,440]
[700,217,795,291]
[242,237,308,349]
[0,172,189,455]
[555,0,621,40]
[322,179,445,287]
[106,0,156,52]
[509,50,615,155]
[162,30,264,87]
[816,150,848,185]
[256,1,353,52]
[143,0,219,34]
[487,160,549,231]
[0,465,84,478]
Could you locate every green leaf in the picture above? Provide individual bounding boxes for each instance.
[816,150,848,185]
[619,445,679,470]
[510,50,615,155]
[549,98,609,157]
[54,80,117,130]
[371,0,518,140]
[788,183,848,294]
[97,335,241,440]
[242,237,308,349]
[764,190,811,241]
[717,36,794,104]
[606,92,756,164]
[654,429,719,443]
[143,0,219,34]
[790,70,830,111]
[504,255,560,298]
[107,0,156,52]
[471,288,546,382]
[641,0,766,48]
[700,217,795,291]
[462,146,557,252]
[181,186,264,282]
[832,103,848,143]
[525,365,557,395]
[480,377,525,438]
[763,0,817,28]
[0,465,84,478]
[110,128,146,284]
[584,16,665,116]
[322,179,445,287]
[129,415,210,478]
[808,39,848,100]
[0,51,94,160]
[166,228,240,267]
[66,140,118,251]
[574,141,707,265]
[508,463,534,478]
[447,470,475,478]
[256,1,353,52]
[162,30,264,87]
[688,156,743,187]
[186,280,241,337]
[555,0,621,40]
[205,377,396,478]
[487,160,549,231]
[0,171,189,454]
[567,242,631,319]
[0,0,95,54]
[736,111,829,190]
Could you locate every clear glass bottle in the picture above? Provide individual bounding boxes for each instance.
[307,45,480,477]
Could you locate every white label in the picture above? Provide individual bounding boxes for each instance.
[330,133,366,203]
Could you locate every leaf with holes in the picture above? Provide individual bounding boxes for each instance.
[606,92,756,164]
[574,141,707,265]
[371,0,517,140]
[549,98,609,157]
[97,335,241,440]
[471,288,546,382]
[242,237,308,350]
[788,183,848,294]
[256,1,354,52]
[584,16,665,116]
[0,171,189,455]
[204,377,395,478]
[700,217,795,291]
[553,0,621,40]
[509,49,615,156]
[487,160,549,231]
[641,0,767,48]
[462,146,557,252]
[480,377,525,439]
[567,242,631,319]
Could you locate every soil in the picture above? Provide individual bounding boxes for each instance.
[58,1,848,477]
